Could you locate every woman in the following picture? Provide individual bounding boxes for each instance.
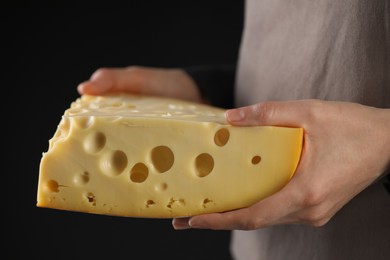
[78,1,390,259]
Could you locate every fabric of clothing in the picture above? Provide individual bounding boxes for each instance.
[233,1,390,259]
[185,0,390,259]
[236,0,389,107]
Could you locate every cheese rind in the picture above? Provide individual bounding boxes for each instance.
[37,94,303,218]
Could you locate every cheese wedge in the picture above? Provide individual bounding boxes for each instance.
[37,94,303,218]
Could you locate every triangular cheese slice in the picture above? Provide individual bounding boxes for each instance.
[37,94,303,218]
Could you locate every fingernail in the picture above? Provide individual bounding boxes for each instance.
[188,219,201,229]
[78,81,107,95]
[172,218,191,230]
[226,109,245,122]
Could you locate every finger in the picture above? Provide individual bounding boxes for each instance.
[172,217,191,230]
[77,68,116,95]
[77,80,111,95]
[188,208,253,230]
[77,67,144,95]
[225,100,317,127]
[188,180,302,230]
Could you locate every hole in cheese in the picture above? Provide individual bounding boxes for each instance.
[203,198,213,208]
[155,182,168,192]
[214,128,230,147]
[50,118,71,149]
[101,101,123,108]
[130,163,149,183]
[100,150,128,176]
[151,146,174,173]
[84,131,106,154]
[166,198,185,208]
[73,116,94,129]
[146,200,155,207]
[45,180,59,193]
[251,155,261,165]
[195,153,214,177]
[59,117,70,130]
[85,192,96,206]
[55,118,70,138]
[73,171,90,186]
[67,108,87,115]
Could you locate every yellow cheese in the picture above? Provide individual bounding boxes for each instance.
[37,94,303,218]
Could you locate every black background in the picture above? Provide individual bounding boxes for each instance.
[4,2,244,259]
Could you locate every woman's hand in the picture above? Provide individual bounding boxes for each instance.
[77,66,202,103]
[173,100,390,230]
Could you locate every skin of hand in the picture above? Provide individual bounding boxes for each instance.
[77,66,202,103]
[172,100,390,230]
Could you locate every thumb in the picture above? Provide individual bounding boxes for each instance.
[225,100,313,127]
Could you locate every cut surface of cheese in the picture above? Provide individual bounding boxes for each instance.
[37,94,303,218]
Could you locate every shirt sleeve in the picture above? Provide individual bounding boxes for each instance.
[183,64,237,109]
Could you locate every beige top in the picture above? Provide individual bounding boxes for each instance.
[232,0,390,259]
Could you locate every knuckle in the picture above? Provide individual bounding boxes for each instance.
[252,102,275,123]
[125,65,143,74]
[300,206,330,227]
[242,219,262,231]
[309,214,330,227]
[239,208,264,230]
[307,212,324,226]
[125,66,149,87]
[301,185,325,208]
[302,99,326,124]
[311,218,330,227]
[92,67,111,79]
